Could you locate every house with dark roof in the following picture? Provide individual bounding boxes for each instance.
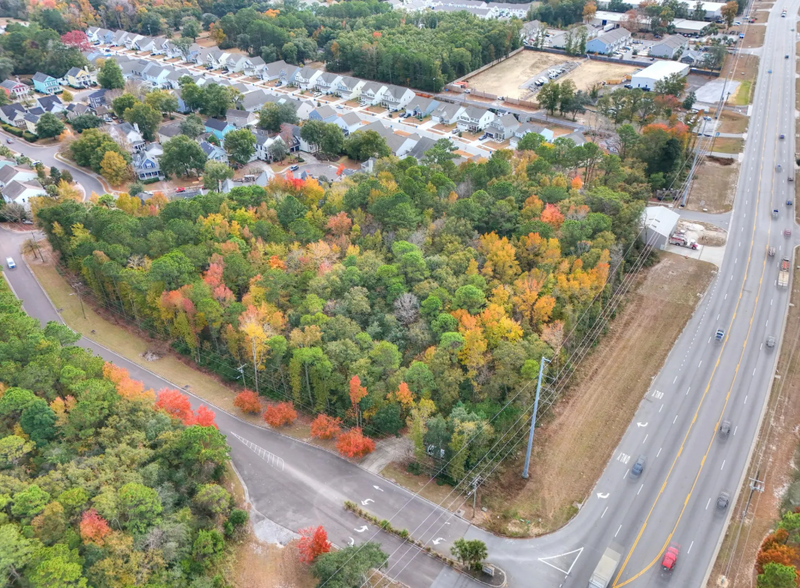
[205,118,236,140]
[132,146,162,180]
[36,95,64,114]
[111,122,146,152]
[65,103,92,121]
[32,72,61,95]
[88,89,108,109]
[199,141,227,162]
[0,103,27,127]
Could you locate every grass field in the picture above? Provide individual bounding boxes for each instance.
[466,51,572,99]
[732,80,753,105]
[711,137,745,153]
[478,254,716,536]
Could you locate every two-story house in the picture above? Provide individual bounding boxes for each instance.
[206,49,230,70]
[244,57,266,78]
[205,118,236,140]
[0,165,38,188]
[405,96,439,118]
[308,105,338,123]
[200,140,227,162]
[0,103,28,127]
[314,72,343,95]
[133,36,156,53]
[87,89,108,109]
[294,66,322,90]
[359,82,388,106]
[112,122,146,152]
[110,30,130,47]
[132,144,162,180]
[380,85,416,111]
[332,112,362,136]
[239,90,273,112]
[226,109,257,128]
[431,103,466,125]
[225,54,251,74]
[32,72,61,95]
[457,106,495,132]
[124,34,144,50]
[0,79,30,100]
[332,76,365,100]
[36,95,64,114]
[509,123,555,148]
[485,113,520,141]
[261,60,299,85]
[1,180,46,208]
[254,134,288,162]
[63,67,95,88]
[141,63,171,88]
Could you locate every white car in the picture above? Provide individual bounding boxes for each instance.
[6,257,15,269]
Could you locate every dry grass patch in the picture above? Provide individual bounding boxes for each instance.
[380,462,465,511]
[708,260,800,588]
[233,539,315,588]
[722,53,759,83]
[465,51,573,99]
[687,159,739,213]
[712,137,745,153]
[479,254,716,536]
[559,60,639,91]
[742,26,766,48]
[718,111,749,134]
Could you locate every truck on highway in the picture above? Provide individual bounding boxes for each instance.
[589,544,622,588]
[779,258,790,287]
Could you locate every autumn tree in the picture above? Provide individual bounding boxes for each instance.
[99,151,130,185]
[79,509,111,545]
[721,0,738,27]
[349,375,367,428]
[336,427,375,458]
[263,402,297,427]
[298,525,332,563]
[233,390,262,414]
[310,414,342,439]
[155,388,194,424]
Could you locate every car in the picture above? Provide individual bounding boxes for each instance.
[786,229,793,237]
[739,33,745,38]
[790,176,794,182]
[717,491,730,510]
[631,455,646,477]
[734,20,741,25]
[788,199,794,206]
[769,246,776,257]
[769,69,772,73]
[662,545,679,571]
[787,55,790,59]
[767,335,776,348]
[175,187,185,193]
[5,138,11,144]
[289,164,299,172]
[781,134,785,139]
[716,328,725,342]
[773,209,779,219]
[719,420,731,437]
[5,257,15,269]
[777,164,782,171]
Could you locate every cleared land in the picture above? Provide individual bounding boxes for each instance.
[478,254,716,536]
[708,257,800,588]
[466,51,572,99]
[558,59,641,91]
[687,159,740,213]
[743,26,766,48]
[712,137,745,153]
[718,111,749,134]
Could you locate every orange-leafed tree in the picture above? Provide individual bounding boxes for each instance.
[263,402,298,427]
[80,509,111,545]
[540,203,565,228]
[756,544,798,574]
[193,405,218,428]
[310,414,342,439]
[336,427,376,458]
[234,390,262,414]
[349,375,368,428]
[155,389,194,425]
[297,525,332,563]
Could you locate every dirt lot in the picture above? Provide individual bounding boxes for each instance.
[466,51,572,99]
[558,60,641,91]
[742,26,766,48]
[712,137,745,154]
[708,257,800,588]
[478,253,716,536]
[718,111,750,134]
[723,54,760,84]
[687,159,740,213]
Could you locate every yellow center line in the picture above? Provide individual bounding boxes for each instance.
[611,38,783,587]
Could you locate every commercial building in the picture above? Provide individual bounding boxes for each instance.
[642,206,680,250]
[630,61,690,90]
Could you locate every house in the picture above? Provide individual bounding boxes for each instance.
[86,27,113,44]
[157,121,182,143]
[133,36,156,53]
[94,105,112,122]
[405,96,439,118]
[309,105,338,123]
[585,27,630,55]
[199,140,227,162]
[205,49,230,70]
[314,72,343,94]
[219,168,275,193]
[456,106,495,132]
[240,90,273,112]
[295,101,314,120]
[0,103,27,127]
[65,102,91,121]
[431,103,466,125]
[63,67,95,88]
[141,63,171,88]
[36,95,64,114]
[111,122,146,151]
[649,35,689,59]
[124,34,144,49]
[254,134,288,162]
[205,118,236,140]
[24,112,41,133]
[680,50,705,65]
[279,124,302,153]
[294,66,322,90]
[550,25,596,50]
[359,82,388,106]
[631,60,690,90]
[261,60,299,85]
[32,72,61,95]
[380,85,416,111]
[406,136,437,162]
[521,20,544,44]
[225,54,252,74]
[244,56,266,78]
[332,112,362,136]
[0,165,37,188]
[110,30,130,47]
[359,121,419,157]
[87,89,108,108]
[0,79,30,100]
[485,113,520,140]
[1,180,46,208]
[332,76,365,100]
[226,109,257,128]
[510,123,555,148]
[132,144,162,180]
[561,130,586,146]
[118,59,146,79]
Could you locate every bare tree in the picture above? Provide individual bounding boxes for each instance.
[394,293,420,326]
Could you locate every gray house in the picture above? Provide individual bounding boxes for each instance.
[649,35,688,59]
[406,96,440,118]
[585,27,630,55]
[485,114,520,140]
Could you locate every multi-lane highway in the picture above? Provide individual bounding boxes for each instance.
[0,3,796,587]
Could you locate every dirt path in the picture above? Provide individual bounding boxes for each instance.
[478,253,716,536]
[708,256,800,587]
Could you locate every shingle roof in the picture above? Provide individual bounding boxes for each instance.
[205,118,229,131]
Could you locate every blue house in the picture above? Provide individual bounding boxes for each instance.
[205,118,235,140]
[32,72,61,95]
[309,105,338,123]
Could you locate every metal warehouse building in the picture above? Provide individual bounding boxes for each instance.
[643,206,680,250]
[631,61,691,91]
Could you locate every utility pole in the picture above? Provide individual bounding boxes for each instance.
[469,475,482,518]
[251,339,259,394]
[522,356,551,479]
[237,364,247,389]
[72,282,87,320]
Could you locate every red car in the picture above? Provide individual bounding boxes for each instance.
[662,545,679,571]
[175,187,186,193]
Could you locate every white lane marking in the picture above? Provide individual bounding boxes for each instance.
[538,548,584,575]
[771,299,774,306]
[673,376,678,383]
[657,447,662,457]
[688,541,694,554]
[721,460,726,471]
[717,314,720,321]
[659,404,664,413]
[673,415,678,424]
[753,368,757,376]
[686,387,691,396]
[734,426,738,436]
[745,395,749,405]
[623,469,630,479]
[725,293,728,300]
[706,498,711,510]
[601,506,608,518]
[615,525,622,538]
[637,484,643,496]
[361,498,374,506]
[617,453,630,464]
[643,434,648,444]
[698,360,703,367]
[766,320,769,327]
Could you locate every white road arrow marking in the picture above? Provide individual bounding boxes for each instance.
[373,485,384,492]
[432,538,445,545]
[355,526,368,533]
[361,498,374,506]
[637,422,648,428]
[348,537,355,546]
[597,492,610,499]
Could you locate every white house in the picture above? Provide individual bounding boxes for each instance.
[333,112,362,136]
[254,134,288,162]
[332,76,365,100]
[631,61,691,91]
[294,66,322,90]
[314,72,343,94]
[359,82,388,106]
[111,122,146,152]
[1,180,46,208]
[457,106,495,132]
[510,123,555,148]
[431,103,465,125]
[261,60,299,85]
[485,113,519,140]
[142,63,171,88]
[380,85,416,111]
[406,96,439,118]
[225,54,252,74]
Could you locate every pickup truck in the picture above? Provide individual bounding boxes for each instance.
[779,257,790,287]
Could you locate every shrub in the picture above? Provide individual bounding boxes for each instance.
[310,414,341,439]
[233,390,261,414]
[336,428,375,458]
[263,402,297,427]
[22,131,38,142]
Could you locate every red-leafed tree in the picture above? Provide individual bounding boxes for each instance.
[61,30,90,51]
[349,375,367,428]
[79,509,111,545]
[336,427,375,458]
[297,525,331,563]
[193,405,218,428]
[310,414,342,439]
[234,390,262,414]
[155,388,194,424]
[263,402,297,427]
